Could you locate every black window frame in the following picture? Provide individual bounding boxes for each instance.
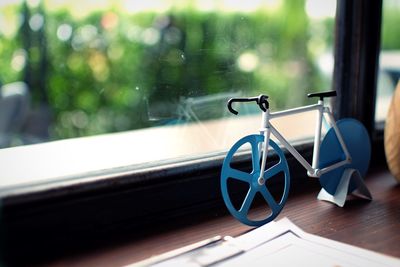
[0,0,385,265]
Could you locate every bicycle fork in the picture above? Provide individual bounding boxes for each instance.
[258,110,271,185]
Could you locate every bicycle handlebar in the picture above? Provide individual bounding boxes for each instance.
[227,94,269,115]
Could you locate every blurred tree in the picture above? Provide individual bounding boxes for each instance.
[0,0,340,142]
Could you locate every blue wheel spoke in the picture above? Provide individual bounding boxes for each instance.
[239,188,256,216]
[225,167,252,183]
[264,161,284,180]
[250,139,261,172]
[259,186,279,213]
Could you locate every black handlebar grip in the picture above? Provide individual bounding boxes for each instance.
[227,98,239,115]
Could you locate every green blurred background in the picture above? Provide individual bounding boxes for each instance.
[0,0,341,146]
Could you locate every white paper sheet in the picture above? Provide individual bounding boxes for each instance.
[129,218,400,267]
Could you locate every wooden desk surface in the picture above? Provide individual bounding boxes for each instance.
[43,168,400,267]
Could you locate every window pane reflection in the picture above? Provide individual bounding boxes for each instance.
[0,0,335,158]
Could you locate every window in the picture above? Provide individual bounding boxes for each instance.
[375,0,400,123]
[0,0,336,187]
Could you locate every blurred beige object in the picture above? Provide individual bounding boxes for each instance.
[384,80,400,182]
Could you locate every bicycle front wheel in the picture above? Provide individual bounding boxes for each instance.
[220,134,290,227]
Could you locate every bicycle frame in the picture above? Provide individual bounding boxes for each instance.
[259,99,352,181]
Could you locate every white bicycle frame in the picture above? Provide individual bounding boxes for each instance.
[258,99,352,184]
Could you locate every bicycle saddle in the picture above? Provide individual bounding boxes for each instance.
[307,90,337,100]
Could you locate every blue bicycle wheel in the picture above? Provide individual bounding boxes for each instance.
[221,134,290,226]
[319,119,371,195]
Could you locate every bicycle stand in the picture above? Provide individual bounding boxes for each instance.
[317,168,372,207]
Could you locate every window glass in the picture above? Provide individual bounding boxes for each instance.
[0,0,335,167]
[376,0,400,122]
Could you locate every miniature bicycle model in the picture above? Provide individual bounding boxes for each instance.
[220,91,371,226]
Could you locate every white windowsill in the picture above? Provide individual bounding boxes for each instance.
[0,111,316,192]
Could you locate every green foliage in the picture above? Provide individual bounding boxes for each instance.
[0,4,22,84]
[381,1,400,50]
[1,2,336,141]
